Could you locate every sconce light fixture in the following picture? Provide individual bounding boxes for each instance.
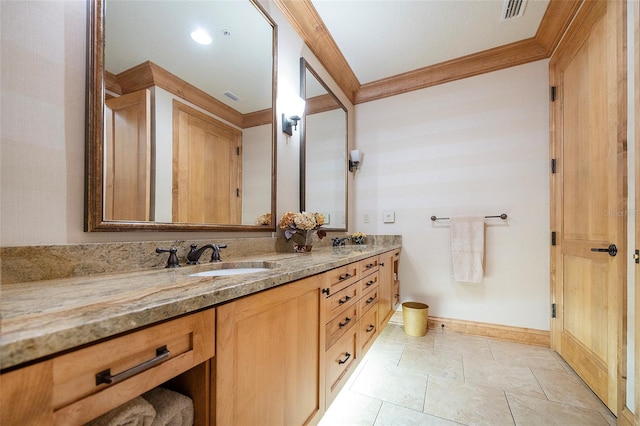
[349,149,362,173]
[282,114,301,136]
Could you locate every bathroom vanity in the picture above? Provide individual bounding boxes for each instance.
[0,244,400,425]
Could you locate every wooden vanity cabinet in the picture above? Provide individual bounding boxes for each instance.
[215,274,326,426]
[378,249,400,327]
[0,309,215,426]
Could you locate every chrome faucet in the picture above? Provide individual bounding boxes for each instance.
[187,243,228,264]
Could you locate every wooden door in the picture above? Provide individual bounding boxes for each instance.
[216,275,325,426]
[172,101,242,224]
[104,89,151,221]
[550,0,626,413]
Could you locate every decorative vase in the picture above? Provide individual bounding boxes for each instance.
[292,230,315,253]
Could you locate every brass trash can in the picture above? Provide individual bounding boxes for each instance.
[402,302,429,336]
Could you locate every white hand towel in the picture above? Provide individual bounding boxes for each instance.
[450,216,485,283]
[85,396,156,426]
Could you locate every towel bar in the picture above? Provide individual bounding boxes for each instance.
[430,213,507,221]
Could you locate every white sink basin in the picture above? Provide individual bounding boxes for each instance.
[189,267,270,277]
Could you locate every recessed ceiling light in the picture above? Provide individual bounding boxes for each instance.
[190,29,212,45]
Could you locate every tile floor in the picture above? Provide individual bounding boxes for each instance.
[319,313,616,426]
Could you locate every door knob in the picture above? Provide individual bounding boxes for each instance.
[590,244,617,257]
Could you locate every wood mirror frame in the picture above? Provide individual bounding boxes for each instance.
[85,0,277,232]
[299,58,348,231]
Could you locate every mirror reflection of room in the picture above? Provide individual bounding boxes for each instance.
[102,0,273,226]
[300,59,348,230]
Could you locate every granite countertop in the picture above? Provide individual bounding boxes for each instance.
[0,243,400,371]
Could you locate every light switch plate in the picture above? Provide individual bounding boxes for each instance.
[383,211,395,223]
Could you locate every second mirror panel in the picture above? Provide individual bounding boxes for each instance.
[300,58,348,231]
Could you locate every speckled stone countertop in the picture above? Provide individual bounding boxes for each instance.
[0,243,400,371]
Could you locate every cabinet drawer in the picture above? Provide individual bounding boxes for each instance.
[359,286,379,317]
[325,327,357,403]
[360,271,379,296]
[52,309,215,425]
[326,304,358,350]
[325,283,359,320]
[359,256,379,278]
[358,304,379,355]
[323,263,359,297]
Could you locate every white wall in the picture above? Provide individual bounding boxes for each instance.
[354,60,551,330]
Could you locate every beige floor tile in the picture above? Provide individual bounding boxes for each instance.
[433,331,494,360]
[374,403,462,426]
[363,338,406,366]
[379,323,436,348]
[424,375,515,425]
[463,357,546,399]
[488,340,565,372]
[506,392,611,425]
[350,358,429,411]
[319,390,381,426]
[530,367,613,414]
[398,345,464,380]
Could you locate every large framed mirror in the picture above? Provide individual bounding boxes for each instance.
[85,0,277,231]
[299,58,348,231]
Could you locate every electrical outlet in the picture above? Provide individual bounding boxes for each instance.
[363,213,370,223]
[323,213,331,225]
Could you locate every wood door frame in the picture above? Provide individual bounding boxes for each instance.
[550,0,628,416]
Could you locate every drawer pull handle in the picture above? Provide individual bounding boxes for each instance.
[338,295,352,305]
[338,352,351,365]
[366,296,375,304]
[338,273,352,281]
[365,280,375,287]
[366,263,375,269]
[96,345,170,386]
[339,317,352,327]
[366,325,375,332]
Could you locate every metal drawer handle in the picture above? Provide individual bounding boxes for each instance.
[366,263,375,269]
[365,280,375,287]
[590,244,617,257]
[96,345,170,386]
[338,295,351,305]
[365,296,376,304]
[338,273,352,281]
[366,325,375,332]
[339,317,352,328]
[338,352,351,365]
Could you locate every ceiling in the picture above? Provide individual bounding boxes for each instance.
[276,0,582,104]
[310,0,550,84]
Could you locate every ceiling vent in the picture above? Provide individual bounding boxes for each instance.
[223,91,241,102]
[501,0,528,21]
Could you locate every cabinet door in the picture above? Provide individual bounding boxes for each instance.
[0,361,54,425]
[378,251,395,326]
[216,275,325,426]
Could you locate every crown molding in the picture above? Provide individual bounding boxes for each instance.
[275,0,582,104]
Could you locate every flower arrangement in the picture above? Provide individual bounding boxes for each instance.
[279,212,327,251]
[351,231,367,245]
[255,212,271,226]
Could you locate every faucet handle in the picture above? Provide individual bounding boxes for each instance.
[210,243,227,262]
[156,247,180,268]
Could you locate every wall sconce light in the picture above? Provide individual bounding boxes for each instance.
[282,114,301,136]
[349,149,362,173]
